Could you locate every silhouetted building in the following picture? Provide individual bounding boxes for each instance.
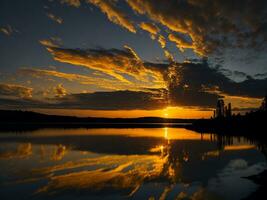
[225,103,232,118]
[260,95,267,111]
[214,99,231,118]
[215,99,225,118]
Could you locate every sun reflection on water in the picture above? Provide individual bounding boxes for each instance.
[0,128,264,200]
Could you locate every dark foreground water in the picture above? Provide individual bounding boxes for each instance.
[0,128,266,200]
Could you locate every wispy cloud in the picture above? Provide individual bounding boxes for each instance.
[41,44,165,88]
[139,22,159,39]
[46,13,63,24]
[59,0,81,7]
[18,68,162,91]
[0,83,33,98]
[0,25,18,36]
[88,0,136,33]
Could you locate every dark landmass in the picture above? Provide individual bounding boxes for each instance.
[190,110,267,139]
[0,110,194,131]
[190,108,267,200]
[1,108,267,198]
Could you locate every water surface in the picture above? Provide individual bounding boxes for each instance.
[0,128,266,200]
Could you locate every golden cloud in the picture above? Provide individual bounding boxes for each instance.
[168,33,193,52]
[139,22,160,39]
[88,0,136,33]
[158,34,166,48]
[41,44,165,88]
[0,83,33,98]
[19,67,165,91]
[54,84,67,97]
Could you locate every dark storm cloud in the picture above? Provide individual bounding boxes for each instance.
[166,61,267,107]
[232,71,249,79]
[0,90,167,110]
[1,59,266,110]
[126,0,267,56]
[6,58,264,110]
[54,90,167,110]
[254,72,267,79]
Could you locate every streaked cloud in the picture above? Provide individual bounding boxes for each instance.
[168,33,193,52]
[0,89,167,110]
[59,0,81,7]
[18,68,163,92]
[46,13,63,24]
[42,44,165,88]
[88,0,136,33]
[139,22,159,39]
[7,58,266,111]
[0,83,33,98]
[39,39,59,48]
[0,25,18,36]
[54,90,167,110]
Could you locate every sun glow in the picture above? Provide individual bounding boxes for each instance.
[35,107,212,119]
[164,127,168,139]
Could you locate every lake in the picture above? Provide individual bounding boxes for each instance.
[0,128,266,200]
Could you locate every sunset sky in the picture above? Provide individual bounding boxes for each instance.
[0,0,266,118]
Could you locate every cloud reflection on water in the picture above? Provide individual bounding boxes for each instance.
[0,128,266,200]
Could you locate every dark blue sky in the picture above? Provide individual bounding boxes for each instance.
[0,0,266,117]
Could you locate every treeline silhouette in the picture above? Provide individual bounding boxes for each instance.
[0,110,194,131]
[191,109,267,138]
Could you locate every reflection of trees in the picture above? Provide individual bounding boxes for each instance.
[154,130,258,185]
[51,144,67,161]
[0,143,32,160]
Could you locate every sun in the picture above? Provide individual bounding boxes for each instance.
[163,107,171,118]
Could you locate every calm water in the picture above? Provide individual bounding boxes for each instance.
[0,128,266,200]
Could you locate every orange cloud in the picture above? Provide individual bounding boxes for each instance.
[0,83,33,98]
[54,84,67,97]
[158,34,166,48]
[19,67,165,91]
[41,44,165,88]
[39,39,59,48]
[168,33,193,52]
[88,0,136,33]
[139,22,160,39]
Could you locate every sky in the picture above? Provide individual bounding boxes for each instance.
[0,0,267,118]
